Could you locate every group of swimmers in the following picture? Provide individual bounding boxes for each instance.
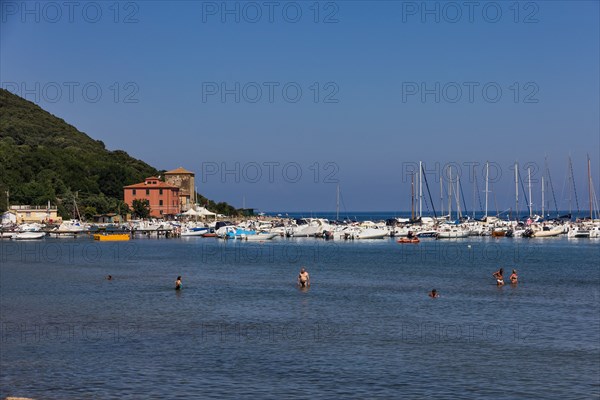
[492,268,518,286]
[108,267,515,294]
[427,268,518,298]
[168,268,310,291]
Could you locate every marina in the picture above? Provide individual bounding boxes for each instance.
[2,215,600,241]
[1,1,598,397]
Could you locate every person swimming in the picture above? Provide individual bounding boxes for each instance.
[297,267,310,288]
[175,276,182,290]
[106,275,112,281]
[510,269,518,284]
[492,268,504,286]
[429,289,439,298]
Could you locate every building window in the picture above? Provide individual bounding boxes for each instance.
[160,210,163,215]
[159,200,163,206]
[159,189,163,195]
[146,189,150,195]
[132,189,136,195]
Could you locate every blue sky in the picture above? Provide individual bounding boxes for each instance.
[1,1,599,213]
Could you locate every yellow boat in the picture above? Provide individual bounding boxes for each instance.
[93,233,130,241]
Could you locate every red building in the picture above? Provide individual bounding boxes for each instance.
[124,177,180,218]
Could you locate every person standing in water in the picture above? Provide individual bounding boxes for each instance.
[510,269,518,284]
[175,276,182,290]
[492,268,504,286]
[298,267,310,288]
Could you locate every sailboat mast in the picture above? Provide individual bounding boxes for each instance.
[472,168,476,219]
[515,161,519,221]
[448,168,452,219]
[440,177,444,217]
[419,161,423,218]
[568,158,572,215]
[484,161,489,218]
[456,175,461,220]
[589,155,593,220]
[542,175,545,218]
[336,184,340,221]
[528,168,533,217]
[411,173,415,220]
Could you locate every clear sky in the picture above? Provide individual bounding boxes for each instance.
[1,0,599,213]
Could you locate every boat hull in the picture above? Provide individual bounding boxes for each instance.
[13,232,46,240]
[243,233,278,241]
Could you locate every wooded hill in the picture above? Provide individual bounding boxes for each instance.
[0,89,238,219]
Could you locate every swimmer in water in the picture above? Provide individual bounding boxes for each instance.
[106,275,112,281]
[510,269,518,284]
[175,276,182,290]
[429,289,439,298]
[492,268,504,286]
[297,267,310,288]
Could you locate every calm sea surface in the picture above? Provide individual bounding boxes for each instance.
[1,235,599,399]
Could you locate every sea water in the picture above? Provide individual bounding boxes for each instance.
[1,236,598,398]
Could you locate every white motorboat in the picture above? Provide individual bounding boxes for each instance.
[531,226,563,238]
[436,228,470,239]
[353,227,387,239]
[180,227,208,237]
[293,219,332,237]
[568,226,590,238]
[243,232,278,241]
[13,232,46,240]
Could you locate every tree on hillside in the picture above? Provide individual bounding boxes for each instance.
[131,199,150,219]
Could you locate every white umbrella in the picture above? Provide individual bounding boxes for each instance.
[196,207,217,220]
[182,208,199,217]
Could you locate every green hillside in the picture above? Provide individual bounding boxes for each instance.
[0,89,237,218]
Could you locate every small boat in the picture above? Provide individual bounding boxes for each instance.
[0,231,16,239]
[181,227,208,237]
[354,228,388,240]
[491,228,512,237]
[397,237,420,244]
[531,227,562,238]
[13,232,46,240]
[436,229,469,239]
[416,230,437,237]
[201,232,217,238]
[243,232,278,241]
[93,233,130,241]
